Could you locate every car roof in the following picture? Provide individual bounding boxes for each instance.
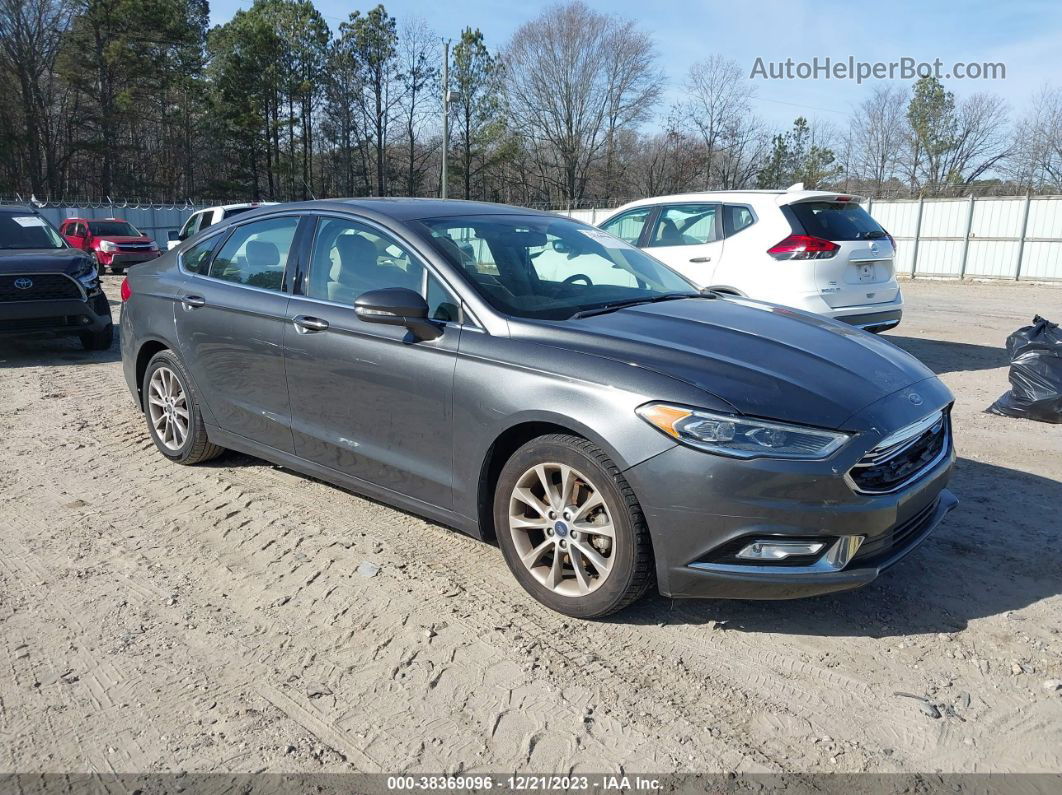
[607,188,867,216]
[0,205,37,215]
[224,198,557,224]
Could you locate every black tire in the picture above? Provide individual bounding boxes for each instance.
[493,434,654,619]
[80,324,113,351]
[142,349,224,465]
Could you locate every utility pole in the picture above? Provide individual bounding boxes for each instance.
[441,40,450,199]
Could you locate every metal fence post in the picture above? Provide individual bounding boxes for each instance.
[1014,192,1032,281]
[959,194,975,279]
[910,196,924,279]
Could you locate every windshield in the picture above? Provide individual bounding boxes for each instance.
[89,220,141,237]
[417,215,697,320]
[0,213,66,249]
[789,201,886,241]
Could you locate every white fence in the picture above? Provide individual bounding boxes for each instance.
[563,195,1062,282]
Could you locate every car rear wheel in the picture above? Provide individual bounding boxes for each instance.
[494,434,654,618]
[79,324,113,351]
[142,350,224,465]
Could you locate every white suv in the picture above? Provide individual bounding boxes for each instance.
[599,186,902,332]
[166,202,279,250]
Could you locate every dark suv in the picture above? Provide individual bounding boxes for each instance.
[0,206,113,350]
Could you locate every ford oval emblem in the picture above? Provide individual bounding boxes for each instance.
[908,392,924,406]
[13,277,33,290]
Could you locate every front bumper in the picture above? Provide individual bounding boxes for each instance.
[99,250,160,267]
[0,292,112,337]
[624,387,956,600]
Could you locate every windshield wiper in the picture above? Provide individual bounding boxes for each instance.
[864,230,886,239]
[570,291,708,319]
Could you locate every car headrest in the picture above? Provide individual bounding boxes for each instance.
[333,235,377,283]
[246,240,280,269]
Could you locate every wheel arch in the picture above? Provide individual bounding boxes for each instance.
[134,338,171,408]
[475,414,631,543]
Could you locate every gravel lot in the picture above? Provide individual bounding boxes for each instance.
[0,277,1060,775]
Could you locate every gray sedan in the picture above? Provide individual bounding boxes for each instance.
[119,199,957,618]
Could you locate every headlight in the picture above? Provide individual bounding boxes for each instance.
[636,403,850,460]
[71,258,99,286]
[99,240,119,252]
[147,241,159,251]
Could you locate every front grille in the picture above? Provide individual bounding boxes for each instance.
[117,243,152,251]
[0,273,82,302]
[848,410,950,494]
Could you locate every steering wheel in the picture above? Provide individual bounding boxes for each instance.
[561,273,593,287]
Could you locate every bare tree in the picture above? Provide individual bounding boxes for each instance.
[397,17,438,196]
[682,56,755,189]
[850,84,908,193]
[1008,86,1062,191]
[503,0,660,204]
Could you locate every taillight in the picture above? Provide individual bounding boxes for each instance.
[767,234,840,260]
[120,277,131,301]
[886,232,896,250]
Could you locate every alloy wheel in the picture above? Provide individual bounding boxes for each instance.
[147,366,189,451]
[507,462,616,597]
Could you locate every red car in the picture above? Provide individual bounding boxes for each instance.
[59,217,161,274]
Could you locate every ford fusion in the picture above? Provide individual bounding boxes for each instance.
[120,200,957,618]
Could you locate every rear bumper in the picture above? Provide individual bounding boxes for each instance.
[790,291,903,332]
[0,293,112,337]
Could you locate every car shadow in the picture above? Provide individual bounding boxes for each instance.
[616,457,1061,636]
[0,335,121,367]
[883,334,1010,375]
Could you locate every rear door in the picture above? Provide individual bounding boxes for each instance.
[173,214,308,453]
[641,203,723,287]
[785,198,898,308]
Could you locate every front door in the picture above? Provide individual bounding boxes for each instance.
[173,215,304,453]
[284,214,462,509]
[642,203,724,288]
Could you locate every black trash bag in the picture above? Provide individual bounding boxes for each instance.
[987,315,1062,423]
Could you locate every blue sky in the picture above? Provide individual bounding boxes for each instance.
[209,0,1062,129]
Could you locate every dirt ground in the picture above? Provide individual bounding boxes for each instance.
[0,277,1060,776]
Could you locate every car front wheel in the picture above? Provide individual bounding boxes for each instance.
[494,434,654,618]
[142,350,224,465]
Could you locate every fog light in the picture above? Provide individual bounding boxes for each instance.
[736,540,826,561]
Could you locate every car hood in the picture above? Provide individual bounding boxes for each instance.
[521,297,937,430]
[0,247,92,275]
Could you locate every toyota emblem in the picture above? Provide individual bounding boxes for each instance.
[13,277,33,290]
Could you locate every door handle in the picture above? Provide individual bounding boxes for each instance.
[182,295,206,308]
[293,315,329,333]
[689,256,711,263]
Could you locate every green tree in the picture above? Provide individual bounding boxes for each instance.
[906,76,957,193]
[450,27,503,200]
[756,117,838,189]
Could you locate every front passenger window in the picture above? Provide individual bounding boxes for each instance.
[305,217,424,306]
[209,216,298,291]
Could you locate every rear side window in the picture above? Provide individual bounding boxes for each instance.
[647,204,719,247]
[198,212,214,232]
[789,201,885,241]
[209,216,299,291]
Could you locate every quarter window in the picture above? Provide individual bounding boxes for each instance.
[599,208,652,245]
[208,216,298,291]
[305,217,424,306]
[648,204,719,247]
[182,236,219,275]
[724,205,755,236]
[426,273,461,323]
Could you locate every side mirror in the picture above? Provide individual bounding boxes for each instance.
[167,230,180,242]
[354,287,441,340]
[551,239,570,254]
